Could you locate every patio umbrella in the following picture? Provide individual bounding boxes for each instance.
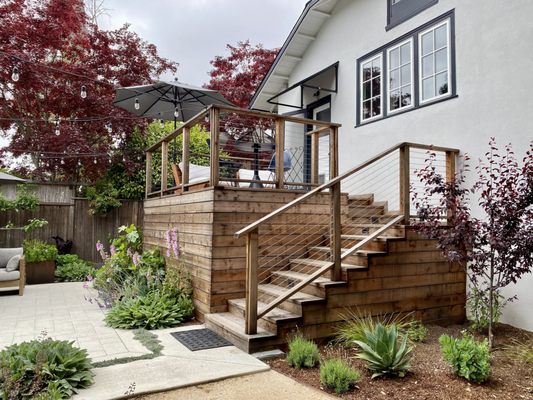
[113,79,234,127]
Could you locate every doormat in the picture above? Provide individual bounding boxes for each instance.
[170,328,232,351]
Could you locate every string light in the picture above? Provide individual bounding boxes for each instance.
[134,98,140,110]
[174,107,179,118]
[93,157,97,164]
[54,118,60,136]
[106,123,112,133]
[60,159,65,165]
[80,85,87,99]
[11,66,20,82]
[160,119,165,129]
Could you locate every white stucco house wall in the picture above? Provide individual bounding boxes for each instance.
[251,0,533,331]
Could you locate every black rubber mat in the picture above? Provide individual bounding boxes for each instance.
[170,328,232,351]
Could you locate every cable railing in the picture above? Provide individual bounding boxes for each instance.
[144,105,340,197]
[234,142,459,335]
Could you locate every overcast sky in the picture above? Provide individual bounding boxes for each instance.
[99,0,309,86]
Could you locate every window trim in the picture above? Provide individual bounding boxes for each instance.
[418,19,451,105]
[386,0,439,31]
[386,38,415,115]
[359,53,384,123]
[356,10,456,126]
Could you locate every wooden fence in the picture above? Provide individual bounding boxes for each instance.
[0,198,143,262]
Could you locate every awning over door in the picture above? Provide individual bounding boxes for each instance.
[267,62,338,109]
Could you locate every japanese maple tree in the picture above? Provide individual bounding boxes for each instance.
[207,40,278,109]
[0,0,177,182]
[412,139,533,348]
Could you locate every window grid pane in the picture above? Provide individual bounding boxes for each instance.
[420,21,450,102]
[361,54,382,121]
[388,40,412,112]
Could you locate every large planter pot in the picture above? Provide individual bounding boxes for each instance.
[26,260,56,284]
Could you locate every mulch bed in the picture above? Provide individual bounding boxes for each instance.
[267,323,533,400]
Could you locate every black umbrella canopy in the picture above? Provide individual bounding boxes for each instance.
[113,80,234,123]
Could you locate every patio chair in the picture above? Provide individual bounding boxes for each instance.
[172,161,211,192]
[0,248,25,295]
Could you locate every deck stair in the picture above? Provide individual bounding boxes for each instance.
[205,195,404,352]
[204,143,463,353]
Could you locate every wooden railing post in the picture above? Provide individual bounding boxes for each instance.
[311,132,319,185]
[145,151,152,198]
[329,126,339,179]
[160,141,168,197]
[182,126,190,193]
[275,118,285,189]
[245,229,258,335]
[330,181,342,281]
[445,150,456,223]
[209,107,220,186]
[399,144,410,225]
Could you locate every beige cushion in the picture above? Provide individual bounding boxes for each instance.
[178,161,210,184]
[0,268,20,281]
[6,255,21,272]
[0,248,23,268]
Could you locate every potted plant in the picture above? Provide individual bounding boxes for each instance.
[22,240,58,284]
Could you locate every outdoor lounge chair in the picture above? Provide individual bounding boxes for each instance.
[0,248,25,295]
[172,162,211,192]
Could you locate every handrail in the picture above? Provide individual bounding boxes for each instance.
[256,214,405,319]
[234,142,459,238]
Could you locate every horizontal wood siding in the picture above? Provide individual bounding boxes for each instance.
[143,189,215,318]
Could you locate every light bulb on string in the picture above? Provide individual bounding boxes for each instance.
[54,118,60,136]
[93,157,97,164]
[11,66,20,82]
[134,98,140,110]
[174,107,180,118]
[60,159,65,165]
[106,123,112,133]
[160,119,165,129]
[80,85,87,99]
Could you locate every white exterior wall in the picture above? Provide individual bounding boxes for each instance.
[278,0,533,330]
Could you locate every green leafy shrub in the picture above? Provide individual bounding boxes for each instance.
[320,358,360,394]
[23,240,58,263]
[337,310,409,345]
[0,338,93,398]
[105,290,193,330]
[85,184,122,215]
[55,254,96,282]
[439,333,491,383]
[354,324,412,379]
[406,320,428,342]
[286,336,320,369]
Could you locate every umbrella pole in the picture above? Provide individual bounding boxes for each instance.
[172,117,177,163]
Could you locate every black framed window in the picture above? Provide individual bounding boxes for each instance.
[357,10,456,126]
[387,0,438,30]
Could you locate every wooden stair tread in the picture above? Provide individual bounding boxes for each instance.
[290,258,366,269]
[229,298,301,321]
[309,246,387,256]
[205,312,276,339]
[271,270,346,286]
[259,283,325,302]
[341,234,391,241]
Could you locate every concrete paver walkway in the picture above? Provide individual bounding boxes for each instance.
[0,283,150,363]
[0,283,271,399]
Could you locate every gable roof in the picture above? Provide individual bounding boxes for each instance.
[250,0,339,111]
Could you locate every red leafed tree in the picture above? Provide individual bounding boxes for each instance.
[412,139,533,349]
[0,0,177,182]
[207,40,278,109]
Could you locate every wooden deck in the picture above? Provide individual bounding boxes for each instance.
[144,106,464,352]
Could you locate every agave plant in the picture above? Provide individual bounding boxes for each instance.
[353,323,412,379]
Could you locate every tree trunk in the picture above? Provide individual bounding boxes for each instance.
[488,249,494,350]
